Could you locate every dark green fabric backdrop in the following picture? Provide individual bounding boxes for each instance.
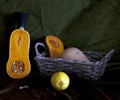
[0,0,120,83]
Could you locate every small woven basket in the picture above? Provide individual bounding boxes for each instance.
[34,42,114,80]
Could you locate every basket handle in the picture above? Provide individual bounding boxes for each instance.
[100,49,114,63]
[35,42,47,57]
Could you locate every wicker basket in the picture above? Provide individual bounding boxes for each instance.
[34,42,114,80]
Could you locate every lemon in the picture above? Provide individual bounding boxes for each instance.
[51,71,70,91]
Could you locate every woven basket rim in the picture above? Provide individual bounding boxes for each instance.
[34,49,115,66]
[34,56,100,66]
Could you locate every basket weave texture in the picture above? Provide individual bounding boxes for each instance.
[34,43,114,80]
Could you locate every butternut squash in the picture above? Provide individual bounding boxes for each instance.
[6,28,31,79]
[46,35,64,58]
[60,47,90,62]
[6,12,31,79]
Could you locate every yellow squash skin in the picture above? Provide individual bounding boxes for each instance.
[6,29,31,79]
